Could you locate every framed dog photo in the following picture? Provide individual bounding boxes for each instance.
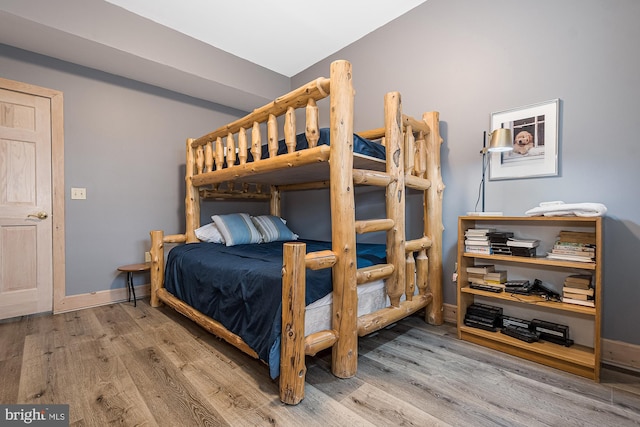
[489,99,560,180]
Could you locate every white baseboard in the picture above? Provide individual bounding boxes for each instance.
[54,284,150,314]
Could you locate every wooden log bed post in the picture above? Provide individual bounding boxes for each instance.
[384,91,406,308]
[149,230,164,308]
[423,111,444,325]
[185,137,200,243]
[329,60,358,379]
[280,241,307,404]
[270,185,281,217]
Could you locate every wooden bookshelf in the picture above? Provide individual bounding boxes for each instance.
[457,216,602,381]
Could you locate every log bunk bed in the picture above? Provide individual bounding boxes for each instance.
[149,60,445,405]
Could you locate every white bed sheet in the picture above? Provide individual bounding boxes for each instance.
[305,279,413,335]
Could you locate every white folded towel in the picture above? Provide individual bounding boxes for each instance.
[525,202,607,217]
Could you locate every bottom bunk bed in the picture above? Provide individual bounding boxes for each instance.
[164,239,389,379]
[150,59,444,404]
[151,228,437,405]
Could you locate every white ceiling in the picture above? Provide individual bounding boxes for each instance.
[0,0,427,110]
[104,0,427,77]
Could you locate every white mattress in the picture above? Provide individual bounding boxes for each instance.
[305,279,411,335]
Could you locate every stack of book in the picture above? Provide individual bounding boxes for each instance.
[547,231,596,263]
[465,265,508,292]
[466,264,495,285]
[464,228,495,254]
[506,237,540,257]
[487,231,514,255]
[562,274,595,307]
[484,270,508,286]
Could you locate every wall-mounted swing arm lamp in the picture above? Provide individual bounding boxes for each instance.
[477,128,514,212]
[480,128,514,154]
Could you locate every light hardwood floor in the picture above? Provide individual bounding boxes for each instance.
[1,299,639,426]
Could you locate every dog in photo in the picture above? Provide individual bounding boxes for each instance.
[513,130,534,155]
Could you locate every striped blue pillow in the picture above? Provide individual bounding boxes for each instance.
[211,213,263,246]
[251,215,298,243]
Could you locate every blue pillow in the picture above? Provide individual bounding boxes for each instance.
[211,213,263,246]
[251,215,298,243]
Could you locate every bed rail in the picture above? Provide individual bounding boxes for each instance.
[189,81,331,183]
[192,78,330,148]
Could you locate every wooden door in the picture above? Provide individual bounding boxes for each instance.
[0,87,53,319]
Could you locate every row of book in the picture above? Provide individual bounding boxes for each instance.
[465,228,596,264]
[465,264,595,308]
[546,230,596,263]
[464,227,539,257]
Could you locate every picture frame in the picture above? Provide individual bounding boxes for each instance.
[489,99,560,180]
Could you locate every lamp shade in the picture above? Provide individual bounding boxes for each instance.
[488,128,513,152]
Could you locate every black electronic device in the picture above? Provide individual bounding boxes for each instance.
[500,315,531,330]
[530,318,574,347]
[487,231,515,243]
[501,325,540,343]
[506,280,536,295]
[531,279,561,300]
[464,313,499,331]
[466,302,503,318]
[504,279,530,288]
[464,303,503,332]
[469,283,504,293]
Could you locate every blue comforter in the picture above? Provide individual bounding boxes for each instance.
[164,239,386,378]
[243,128,385,163]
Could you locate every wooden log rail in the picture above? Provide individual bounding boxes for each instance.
[190,75,331,180]
[199,188,272,201]
[357,294,433,336]
[357,114,431,141]
[193,78,330,147]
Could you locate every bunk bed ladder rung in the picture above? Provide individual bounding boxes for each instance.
[353,169,391,187]
[356,263,394,285]
[355,219,394,234]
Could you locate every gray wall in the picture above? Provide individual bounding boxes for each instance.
[0,44,248,295]
[291,0,640,345]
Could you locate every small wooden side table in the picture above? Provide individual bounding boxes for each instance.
[117,262,150,307]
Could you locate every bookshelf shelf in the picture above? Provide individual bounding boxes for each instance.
[457,216,602,381]
[459,326,596,379]
[463,253,597,270]
[460,286,596,315]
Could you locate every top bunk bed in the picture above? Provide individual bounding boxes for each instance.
[149,60,445,405]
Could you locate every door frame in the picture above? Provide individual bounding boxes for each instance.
[0,77,66,314]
